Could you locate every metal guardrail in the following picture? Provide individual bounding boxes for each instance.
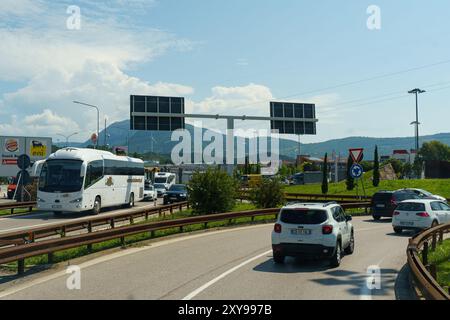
[284,193,371,201]
[0,201,370,275]
[407,222,450,300]
[0,201,190,247]
[0,201,36,215]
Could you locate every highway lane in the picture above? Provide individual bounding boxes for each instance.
[0,199,163,234]
[0,216,413,300]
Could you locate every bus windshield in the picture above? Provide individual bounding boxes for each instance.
[39,160,84,193]
[154,177,168,183]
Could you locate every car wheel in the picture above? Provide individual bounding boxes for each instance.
[431,220,439,228]
[273,253,285,264]
[373,215,381,221]
[393,227,402,234]
[128,193,135,208]
[53,211,63,216]
[344,232,354,255]
[91,197,101,215]
[330,241,342,267]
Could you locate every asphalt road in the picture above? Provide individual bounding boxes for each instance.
[0,199,164,234]
[0,216,413,300]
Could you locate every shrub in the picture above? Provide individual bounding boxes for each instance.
[187,168,238,215]
[250,178,285,209]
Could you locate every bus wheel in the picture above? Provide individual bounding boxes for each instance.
[92,197,101,215]
[128,193,135,208]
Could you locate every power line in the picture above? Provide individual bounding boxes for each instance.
[224,59,450,110]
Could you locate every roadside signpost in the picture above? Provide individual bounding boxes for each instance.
[349,148,365,198]
[14,154,32,202]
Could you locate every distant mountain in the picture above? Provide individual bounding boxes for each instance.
[59,120,450,161]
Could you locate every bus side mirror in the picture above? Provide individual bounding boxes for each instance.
[80,163,87,178]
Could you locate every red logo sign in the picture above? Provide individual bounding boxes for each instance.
[2,159,17,165]
[349,148,364,163]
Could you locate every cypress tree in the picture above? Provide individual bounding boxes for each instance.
[373,146,380,187]
[346,155,355,191]
[322,153,329,194]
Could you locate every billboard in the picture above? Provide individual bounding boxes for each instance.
[0,136,52,177]
[270,102,317,135]
[130,95,185,131]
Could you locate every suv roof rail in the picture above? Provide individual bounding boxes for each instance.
[323,201,338,207]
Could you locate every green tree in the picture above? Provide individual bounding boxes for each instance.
[417,141,450,162]
[360,161,374,172]
[373,146,380,187]
[250,178,285,209]
[346,155,355,191]
[187,168,238,215]
[321,153,329,194]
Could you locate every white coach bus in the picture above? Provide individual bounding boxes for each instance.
[37,148,144,215]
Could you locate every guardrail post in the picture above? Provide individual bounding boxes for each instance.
[110,218,115,229]
[179,204,182,212]
[429,264,437,280]
[130,215,134,225]
[61,226,66,238]
[145,211,149,220]
[87,222,93,253]
[158,208,162,218]
[438,230,443,244]
[187,202,190,209]
[422,241,429,266]
[10,208,14,215]
[48,252,54,264]
[432,232,437,251]
[179,226,183,233]
[120,236,125,248]
[28,206,32,212]
[204,222,208,229]
[17,259,25,275]
[170,206,173,215]
[251,216,255,222]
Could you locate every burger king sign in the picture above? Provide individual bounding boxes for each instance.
[4,138,19,153]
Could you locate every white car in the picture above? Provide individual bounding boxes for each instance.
[143,184,157,201]
[392,199,450,233]
[272,202,354,267]
[398,188,447,203]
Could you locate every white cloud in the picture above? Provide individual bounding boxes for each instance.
[0,109,80,137]
[0,0,195,141]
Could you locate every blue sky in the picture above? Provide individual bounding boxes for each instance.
[1,0,450,145]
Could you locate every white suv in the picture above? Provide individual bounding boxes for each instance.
[271,202,355,267]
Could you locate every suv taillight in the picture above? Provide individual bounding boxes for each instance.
[274,223,282,233]
[393,211,400,216]
[416,212,430,217]
[322,225,333,234]
[390,198,397,206]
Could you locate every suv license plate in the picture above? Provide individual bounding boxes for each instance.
[376,204,385,208]
[400,221,414,226]
[52,205,62,209]
[291,229,311,235]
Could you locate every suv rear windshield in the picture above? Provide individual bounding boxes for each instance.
[372,192,393,202]
[396,202,425,211]
[280,209,328,225]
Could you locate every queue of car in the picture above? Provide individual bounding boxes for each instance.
[369,188,448,234]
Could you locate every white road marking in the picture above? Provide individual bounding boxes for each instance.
[360,257,386,300]
[0,224,271,298]
[182,249,272,300]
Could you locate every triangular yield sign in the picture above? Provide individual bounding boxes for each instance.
[349,148,364,163]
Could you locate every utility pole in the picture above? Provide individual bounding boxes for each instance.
[104,117,107,147]
[408,88,426,152]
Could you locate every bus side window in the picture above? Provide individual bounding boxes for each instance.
[84,160,104,189]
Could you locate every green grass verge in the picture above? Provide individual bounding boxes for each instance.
[428,239,450,289]
[286,178,450,199]
[0,208,36,217]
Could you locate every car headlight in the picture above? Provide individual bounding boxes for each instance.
[37,197,45,203]
[69,198,83,203]
[180,193,187,197]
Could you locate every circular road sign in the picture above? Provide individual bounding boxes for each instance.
[350,163,364,179]
[17,154,31,170]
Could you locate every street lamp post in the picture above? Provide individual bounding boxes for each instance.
[408,88,426,152]
[73,101,100,149]
[57,132,78,147]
